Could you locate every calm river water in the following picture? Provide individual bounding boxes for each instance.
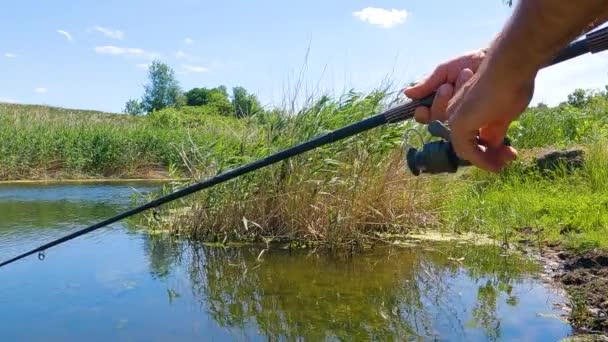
[0,183,573,341]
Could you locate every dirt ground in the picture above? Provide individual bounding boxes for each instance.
[540,247,608,335]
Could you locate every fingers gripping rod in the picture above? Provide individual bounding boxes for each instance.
[406,26,608,175]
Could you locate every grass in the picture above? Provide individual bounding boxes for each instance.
[4,89,608,252]
[144,91,443,247]
[0,103,251,180]
[443,139,608,250]
[145,90,608,251]
[441,93,608,251]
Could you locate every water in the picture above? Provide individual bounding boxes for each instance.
[0,183,573,341]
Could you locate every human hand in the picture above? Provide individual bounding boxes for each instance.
[404,49,486,123]
[446,64,535,173]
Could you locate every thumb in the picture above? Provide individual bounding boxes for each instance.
[404,64,448,99]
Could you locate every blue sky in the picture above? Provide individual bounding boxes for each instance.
[0,0,607,113]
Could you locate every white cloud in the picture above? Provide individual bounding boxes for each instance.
[175,50,189,59]
[4,53,16,58]
[93,26,124,40]
[353,7,408,28]
[95,46,156,59]
[135,63,150,70]
[0,96,15,103]
[57,30,73,41]
[34,87,47,94]
[182,64,209,73]
[184,38,194,45]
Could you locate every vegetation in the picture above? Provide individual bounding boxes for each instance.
[444,140,608,250]
[0,102,249,179]
[123,98,145,116]
[442,89,608,250]
[125,60,263,118]
[231,86,263,118]
[1,73,607,252]
[142,87,608,252]
[141,61,184,113]
[143,89,438,247]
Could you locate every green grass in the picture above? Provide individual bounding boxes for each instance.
[145,90,440,247]
[136,91,608,251]
[0,103,252,179]
[3,90,608,252]
[436,94,608,252]
[444,138,608,251]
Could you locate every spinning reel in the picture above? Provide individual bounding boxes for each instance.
[405,120,509,176]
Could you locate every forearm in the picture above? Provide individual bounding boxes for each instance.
[484,0,608,85]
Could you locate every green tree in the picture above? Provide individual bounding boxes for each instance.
[142,60,183,113]
[184,88,208,106]
[207,90,233,116]
[185,86,234,116]
[567,88,589,108]
[123,98,145,116]
[232,86,262,118]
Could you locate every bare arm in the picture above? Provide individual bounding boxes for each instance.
[410,0,608,172]
[482,0,608,90]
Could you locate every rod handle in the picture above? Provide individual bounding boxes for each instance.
[587,25,608,53]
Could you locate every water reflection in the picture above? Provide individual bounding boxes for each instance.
[0,183,571,341]
[143,236,185,279]
[171,241,569,341]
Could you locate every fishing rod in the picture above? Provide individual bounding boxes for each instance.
[1,27,608,269]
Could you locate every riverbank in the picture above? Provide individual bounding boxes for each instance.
[0,177,183,185]
[0,102,252,180]
[535,245,608,335]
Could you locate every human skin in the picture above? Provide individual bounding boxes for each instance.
[405,0,608,173]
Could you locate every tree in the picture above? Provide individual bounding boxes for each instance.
[206,90,233,116]
[567,88,589,108]
[185,86,234,116]
[232,86,262,118]
[185,88,208,106]
[123,98,145,116]
[141,60,183,113]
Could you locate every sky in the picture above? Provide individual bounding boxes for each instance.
[0,0,607,113]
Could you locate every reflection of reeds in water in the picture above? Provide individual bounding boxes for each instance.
[170,240,539,341]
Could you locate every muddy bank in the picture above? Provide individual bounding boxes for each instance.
[558,250,608,334]
[538,247,608,336]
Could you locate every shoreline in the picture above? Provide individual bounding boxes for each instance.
[534,245,608,336]
[0,177,188,185]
